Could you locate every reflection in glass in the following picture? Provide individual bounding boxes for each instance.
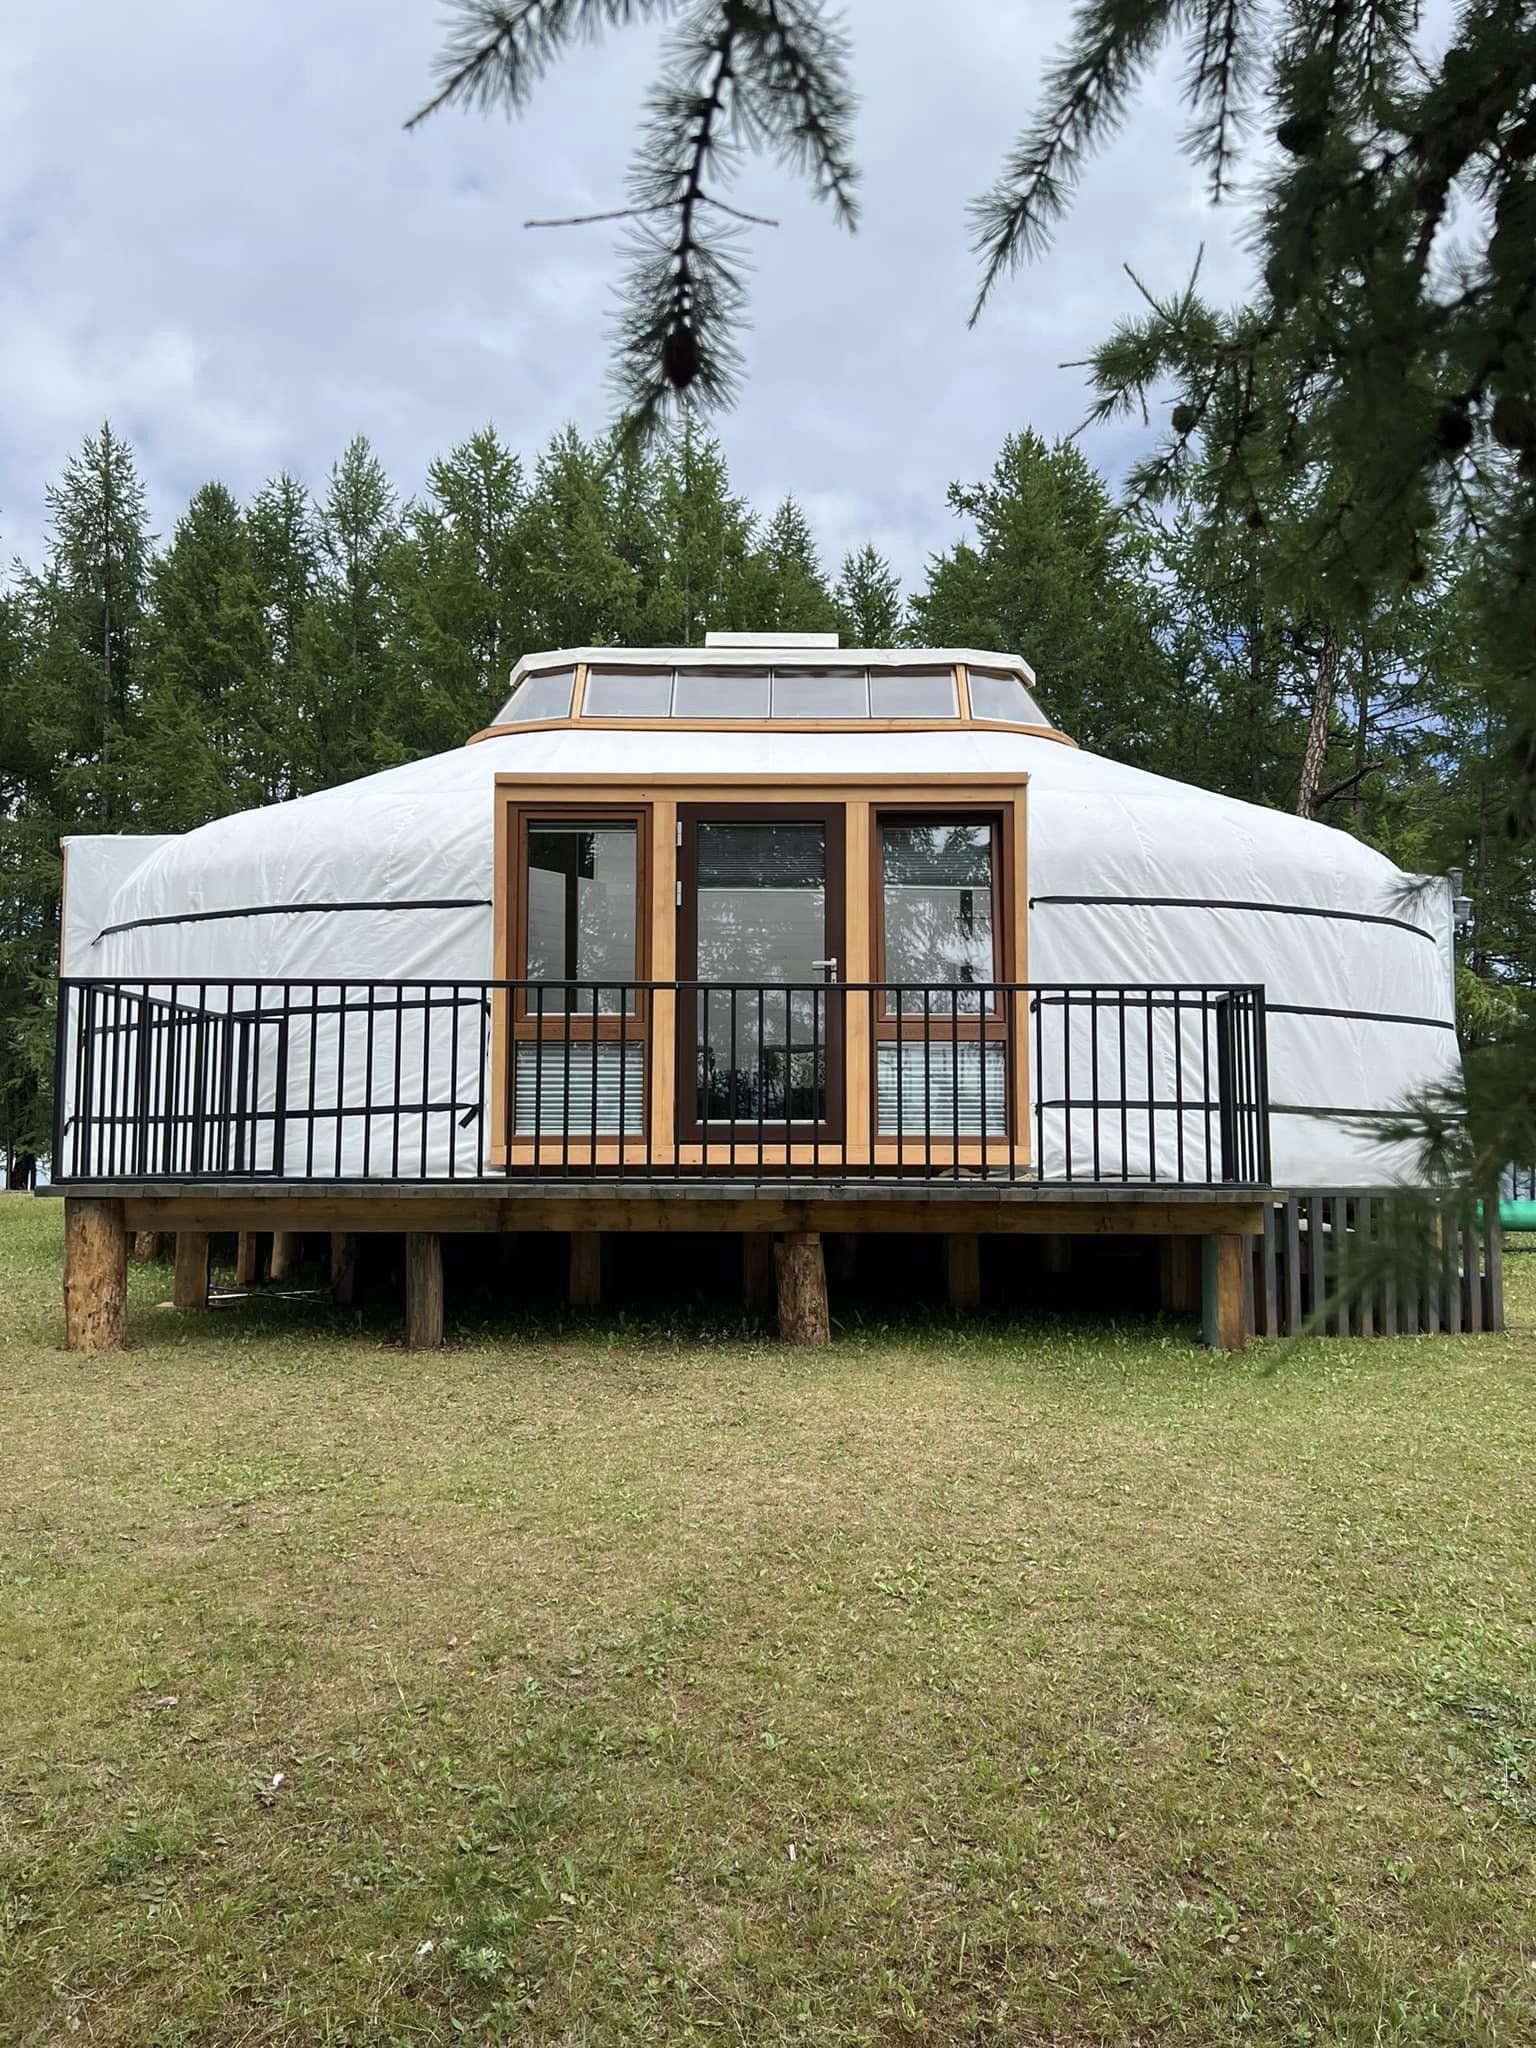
[882,820,995,1013]
[525,822,637,1011]
[770,669,868,717]
[868,669,957,716]
[695,822,828,1123]
[501,669,576,723]
[584,668,673,717]
[671,668,771,718]
[967,668,1049,725]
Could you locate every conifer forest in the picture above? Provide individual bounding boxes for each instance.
[1,410,1528,1184]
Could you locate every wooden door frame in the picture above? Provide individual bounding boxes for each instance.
[675,801,847,1145]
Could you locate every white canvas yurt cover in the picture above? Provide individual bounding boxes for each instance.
[60,644,1459,1188]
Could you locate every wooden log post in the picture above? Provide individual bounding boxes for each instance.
[944,1232,982,1312]
[405,1231,444,1350]
[173,1231,210,1311]
[742,1232,775,1312]
[330,1232,358,1306]
[64,1197,127,1353]
[775,1232,830,1347]
[234,1231,264,1288]
[1202,1233,1250,1353]
[1042,1233,1072,1277]
[1158,1235,1202,1313]
[132,1230,163,1264]
[569,1231,602,1310]
[268,1231,298,1284]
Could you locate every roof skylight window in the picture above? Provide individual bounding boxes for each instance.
[770,669,869,717]
[670,668,772,718]
[868,670,957,717]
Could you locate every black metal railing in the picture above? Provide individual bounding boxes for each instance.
[51,978,1271,1188]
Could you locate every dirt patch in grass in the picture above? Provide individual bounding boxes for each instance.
[1,1196,1534,2045]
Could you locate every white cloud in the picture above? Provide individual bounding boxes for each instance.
[0,0,1261,585]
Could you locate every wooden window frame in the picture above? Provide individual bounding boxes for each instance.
[871,806,1012,1035]
[675,801,848,1145]
[507,804,651,1038]
[490,771,1030,1174]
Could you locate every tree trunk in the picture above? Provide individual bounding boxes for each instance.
[775,1233,830,1346]
[1296,625,1341,820]
[64,1197,127,1352]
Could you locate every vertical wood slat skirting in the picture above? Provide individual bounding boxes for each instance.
[1256,1190,1506,1339]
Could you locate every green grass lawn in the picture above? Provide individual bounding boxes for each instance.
[2,1199,1534,2046]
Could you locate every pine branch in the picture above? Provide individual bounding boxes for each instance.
[612,6,748,438]
[406,0,673,128]
[968,0,1181,325]
[736,1,859,226]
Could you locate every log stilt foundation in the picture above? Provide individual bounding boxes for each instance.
[173,1231,210,1310]
[234,1232,264,1288]
[775,1232,830,1346]
[742,1233,775,1312]
[132,1230,163,1264]
[569,1232,602,1309]
[405,1232,444,1350]
[944,1232,982,1312]
[63,1197,127,1353]
[1202,1234,1250,1352]
[269,1231,298,1284]
[330,1233,358,1306]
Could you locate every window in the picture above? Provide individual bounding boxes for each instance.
[500,668,576,723]
[524,820,638,1012]
[868,669,957,717]
[585,668,673,717]
[966,668,1049,725]
[879,818,997,1010]
[770,669,869,717]
[671,667,771,718]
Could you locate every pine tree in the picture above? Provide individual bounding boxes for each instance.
[137,483,274,825]
[834,544,904,647]
[309,436,399,785]
[743,498,837,634]
[911,431,1180,765]
[30,423,151,828]
[385,426,534,757]
[248,473,320,798]
[640,425,760,645]
[520,428,644,647]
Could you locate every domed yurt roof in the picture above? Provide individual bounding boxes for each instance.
[68,635,1458,1189]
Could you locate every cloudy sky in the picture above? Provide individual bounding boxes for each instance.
[1,0,1262,586]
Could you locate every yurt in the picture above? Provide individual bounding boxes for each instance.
[51,634,1492,1351]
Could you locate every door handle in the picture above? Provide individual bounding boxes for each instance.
[811,958,839,983]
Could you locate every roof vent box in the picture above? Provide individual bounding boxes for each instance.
[703,630,840,649]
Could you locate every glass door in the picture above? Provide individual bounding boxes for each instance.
[677,805,845,1142]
